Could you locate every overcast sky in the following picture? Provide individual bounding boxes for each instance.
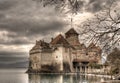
[0,0,118,66]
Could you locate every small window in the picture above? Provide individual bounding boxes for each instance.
[56,56,58,58]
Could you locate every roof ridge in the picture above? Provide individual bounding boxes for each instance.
[65,28,79,35]
[50,34,69,46]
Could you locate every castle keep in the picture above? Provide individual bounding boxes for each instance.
[28,28,102,73]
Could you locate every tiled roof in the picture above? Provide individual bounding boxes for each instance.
[50,34,70,46]
[87,42,101,52]
[65,28,79,35]
[31,40,51,51]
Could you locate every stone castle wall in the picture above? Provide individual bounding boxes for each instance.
[52,46,63,71]
[30,52,41,70]
[41,52,53,65]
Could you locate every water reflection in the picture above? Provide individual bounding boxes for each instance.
[0,69,28,83]
[0,69,119,83]
[28,74,110,83]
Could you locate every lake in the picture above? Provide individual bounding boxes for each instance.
[0,68,119,83]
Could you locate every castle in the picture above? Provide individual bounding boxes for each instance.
[27,28,102,73]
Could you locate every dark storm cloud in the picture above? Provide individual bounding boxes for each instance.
[0,18,66,45]
[87,0,102,12]
[85,0,113,13]
[33,0,113,13]
[0,38,32,45]
[0,0,115,46]
[0,0,17,11]
[0,51,27,57]
[0,13,5,19]
[0,19,65,36]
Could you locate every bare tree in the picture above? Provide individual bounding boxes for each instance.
[32,0,82,13]
[81,0,120,52]
[32,0,120,51]
[107,48,120,74]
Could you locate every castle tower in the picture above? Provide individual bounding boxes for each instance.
[65,28,80,49]
[28,40,52,72]
[50,34,73,72]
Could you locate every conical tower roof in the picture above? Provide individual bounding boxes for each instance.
[65,28,79,35]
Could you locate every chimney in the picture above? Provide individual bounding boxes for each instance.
[36,40,38,45]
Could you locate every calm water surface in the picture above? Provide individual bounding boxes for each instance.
[0,68,119,83]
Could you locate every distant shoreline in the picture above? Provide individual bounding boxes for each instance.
[0,67,28,69]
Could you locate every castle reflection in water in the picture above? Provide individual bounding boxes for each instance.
[28,74,110,83]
